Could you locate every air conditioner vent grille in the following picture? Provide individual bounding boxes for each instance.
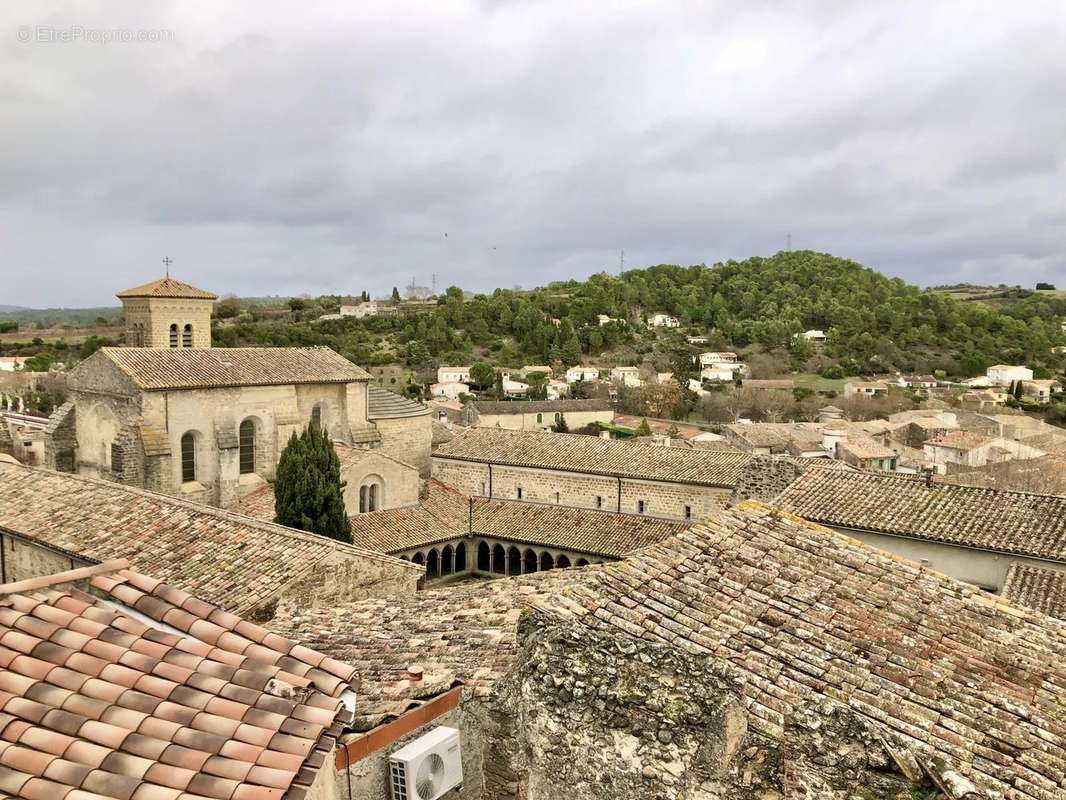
[390,760,408,800]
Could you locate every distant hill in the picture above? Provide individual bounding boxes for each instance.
[0,305,27,312]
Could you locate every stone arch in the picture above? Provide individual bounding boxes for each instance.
[492,544,506,574]
[412,552,424,566]
[358,473,385,513]
[523,549,538,574]
[168,323,178,347]
[576,558,589,567]
[455,541,467,572]
[540,551,555,571]
[427,548,440,578]
[557,554,571,568]
[507,546,521,576]
[478,541,491,572]
[182,323,193,348]
[441,544,454,576]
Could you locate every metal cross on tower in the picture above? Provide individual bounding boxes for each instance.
[162,256,173,277]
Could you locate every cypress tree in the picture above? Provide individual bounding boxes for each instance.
[274,423,352,542]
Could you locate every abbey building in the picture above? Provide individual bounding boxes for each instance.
[43,276,430,510]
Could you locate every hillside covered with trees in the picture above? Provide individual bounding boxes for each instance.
[213,251,1066,380]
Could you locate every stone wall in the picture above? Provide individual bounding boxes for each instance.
[0,531,90,584]
[43,401,76,471]
[342,452,420,516]
[374,414,433,476]
[474,408,613,432]
[432,457,730,521]
[122,296,213,348]
[729,456,805,506]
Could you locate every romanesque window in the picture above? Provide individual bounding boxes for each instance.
[180,432,196,483]
[182,324,193,347]
[684,505,692,519]
[516,487,523,499]
[239,419,256,474]
[595,495,603,509]
[555,491,560,503]
[311,404,322,429]
[169,324,178,348]
[110,443,123,475]
[637,499,646,514]
[536,413,543,424]
[359,481,380,513]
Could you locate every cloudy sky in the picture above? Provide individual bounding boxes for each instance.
[2,1,1064,307]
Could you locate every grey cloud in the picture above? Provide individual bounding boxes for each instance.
[1,0,1064,306]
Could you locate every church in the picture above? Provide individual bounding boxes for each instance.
[44,276,430,511]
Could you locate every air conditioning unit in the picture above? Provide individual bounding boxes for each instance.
[389,726,462,800]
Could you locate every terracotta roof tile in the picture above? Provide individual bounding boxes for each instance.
[434,428,752,487]
[366,386,429,420]
[0,566,355,800]
[82,347,370,391]
[347,480,689,558]
[115,277,218,300]
[0,465,418,617]
[1001,564,1066,619]
[777,468,1066,561]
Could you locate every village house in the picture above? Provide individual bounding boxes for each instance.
[923,429,1045,469]
[0,356,31,371]
[339,299,380,317]
[685,334,710,344]
[741,378,796,392]
[502,378,529,396]
[696,350,738,367]
[545,378,569,399]
[842,379,889,398]
[778,467,1066,592]
[564,365,600,383]
[431,380,471,400]
[896,373,938,389]
[647,312,679,328]
[987,363,1033,386]
[459,398,612,432]
[438,365,473,384]
[609,365,642,387]
[0,461,421,612]
[798,328,827,343]
[432,427,756,521]
[596,314,621,326]
[520,365,553,377]
[1020,378,1062,403]
[834,433,898,471]
[700,364,738,383]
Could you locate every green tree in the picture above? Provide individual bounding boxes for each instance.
[391,286,401,303]
[551,413,569,433]
[526,371,548,400]
[635,418,652,436]
[274,424,351,542]
[470,362,495,388]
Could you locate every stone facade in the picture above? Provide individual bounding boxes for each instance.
[122,295,213,348]
[372,414,432,475]
[342,450,421,515]
[432,457,730,521]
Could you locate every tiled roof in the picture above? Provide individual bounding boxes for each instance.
[270,571,574,729]
[115,276,218,299]
[536,504,1066,798]
[1002,564,1066,620]
[470,398,611,415]
[0,464,418,617]
[776,468,1066,562]
[836,434,895,460]
[434,428,752,488]
[348,481,688,558]
[272,504,1066,796]
[366,386,428,419]
[0,562,354,799]
[86,347,370,391]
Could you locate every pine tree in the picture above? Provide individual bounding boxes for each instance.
[551,413,569,433]
[391,286,401,303]
[635,418,652,436]
[274,424,352,542]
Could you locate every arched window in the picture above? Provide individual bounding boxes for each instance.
[455,542,467,572]
[492,544,506,574]
[239,419,256,474]
[507,546,521,576]
[441,545,454,575]
[536,413,543,424]
[311,405,322,429]
[427,549,440,578]
[576,558,590,567]
[359,478,383,513]
[540,552,554,571]
[180,432,196,483]
[182,324,193,347]
[554,412,561,422]
[169,324,178,348]
[523,549,538,573]
[478,542,491,572]
[557,554,571,568]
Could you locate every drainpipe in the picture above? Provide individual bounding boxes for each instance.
[487,463,493,498]
[616,475,622,514]
[468,497,474,536]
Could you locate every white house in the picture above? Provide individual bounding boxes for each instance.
[843,380,890,398]
[0,357,30,372]
[896,374,938,389]
[338,301,379,319]
[800,330,827,344]
[546,380,570,400]
[565,366,601,383]
[610,366,643,387]
[648,313,679,328]
[986,365,1033,387]
[430,381,470,400]
[697,352,738,367]
[502,379,529,397]
[686,335,710,345]
[437,366,472,384]
[1020,379,1062,404]
[700,365,737,383]
[597,314,623,326]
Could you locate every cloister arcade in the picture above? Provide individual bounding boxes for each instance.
[396,535,605,582]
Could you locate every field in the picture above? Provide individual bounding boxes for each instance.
[792,373,846,393]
